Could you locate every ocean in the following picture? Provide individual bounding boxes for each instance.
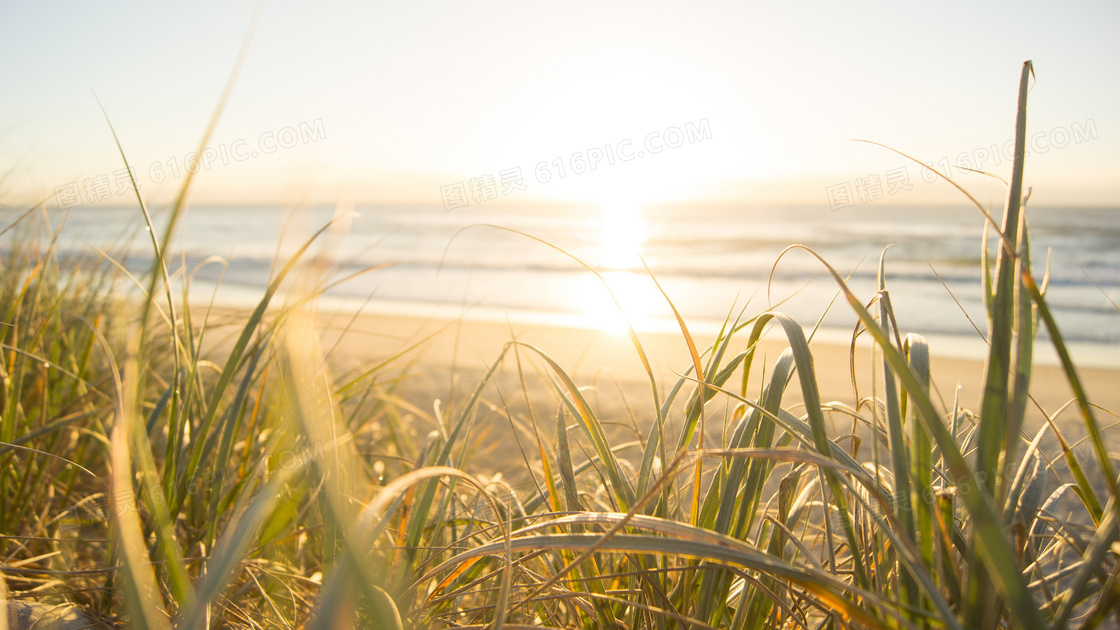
[8,202,1120,368]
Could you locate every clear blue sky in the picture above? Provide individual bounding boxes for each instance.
[1,0,1117,208]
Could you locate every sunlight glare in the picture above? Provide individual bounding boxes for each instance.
[599,201,647,270]
[579,270,661,336]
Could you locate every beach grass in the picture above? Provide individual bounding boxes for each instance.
[2,60,1118,629]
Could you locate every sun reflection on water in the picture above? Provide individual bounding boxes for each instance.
[579,202,661,335]
[579,271,663,336]
[599,201,646,270]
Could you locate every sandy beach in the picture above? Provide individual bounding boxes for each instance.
[273,308,1120,474]
[309,310,1115,409]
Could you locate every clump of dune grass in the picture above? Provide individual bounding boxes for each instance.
[3,60,1118,629]
[1,182,423,627]
[1,60,421,626]
[0,206,117,604]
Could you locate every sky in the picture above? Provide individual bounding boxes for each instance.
[1,0,1117,210]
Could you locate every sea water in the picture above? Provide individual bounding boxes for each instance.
[7,202,1119,367]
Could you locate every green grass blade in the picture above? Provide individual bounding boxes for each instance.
[903,334,935,582]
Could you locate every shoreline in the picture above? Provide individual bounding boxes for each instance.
[193,287,1120,369]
